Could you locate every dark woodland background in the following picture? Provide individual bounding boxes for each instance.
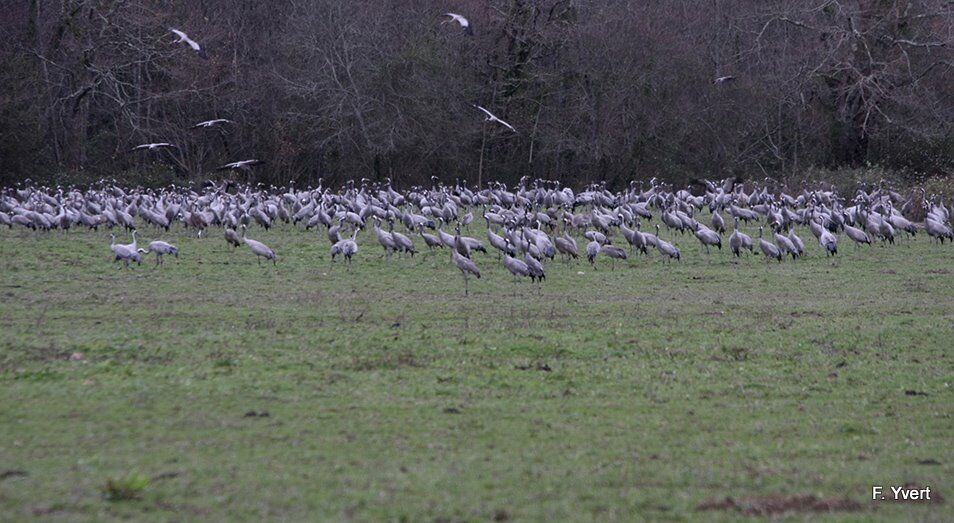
[1,0,952,189]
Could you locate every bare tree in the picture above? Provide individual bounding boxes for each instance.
[1,0,950,188]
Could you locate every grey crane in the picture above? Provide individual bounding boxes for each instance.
[661,208,684,236]
[331,229,359,268]
[758,226,782,262]
[619,223,647,254]
[711,209,726,234]
[389,219,416,256]
[327,224,343,245]
[502,251,531,293]
[224,227,242,249]
[110,234,141,268]
[773,227,799,260]
[693,224,722,254]
[654,225,681,261]
[843,223,872,247]
[373,217,397,260]
[788,229,805,257]
[451,233,481,296]
[728,218,752,257]
[420,225,444,251]
[583,230,607,244]
[453,226,471,258]
[169,28,208,59]
[443,13,471,31]
[436,222,457,248]
[192,119,233,129]
[140,240,178,266]
[131,143,176,152]
[217,159,264,172]
[818,228,838,256]
[475,106,517,133]
[601,244,628,270]
[925,217,953,243]
[118,230,139,252]
[524,252,545,282]
[878,217,896,245]
[555,231,578,260]
[241,224,276,266]
[487,227,513,257]
[586,240,601,267]
[887,212,917,238]
[452,229,486,257]
[636,221,656,250]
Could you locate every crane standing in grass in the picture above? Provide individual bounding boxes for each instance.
[110,234,142,268]
[502,249,531,295]
[729,218,752,257]
[241,224,276,266]
[452,224,481,295]
[758,226,782,262]
[655,225,681,261]
[601,244,628,270]
[224,227,242,249]
[331,229,360,269]
[139,240,178,266]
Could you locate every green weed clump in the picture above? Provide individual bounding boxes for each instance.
[102,473,149,502]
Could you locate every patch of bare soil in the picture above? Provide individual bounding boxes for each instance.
[697,495,863,516]
[515,362,552,372]
[0,469,28,481]
[345,351,424,371]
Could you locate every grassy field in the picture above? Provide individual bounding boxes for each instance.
[0,217,951,521]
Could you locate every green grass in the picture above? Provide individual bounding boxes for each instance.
[0,217,951,521]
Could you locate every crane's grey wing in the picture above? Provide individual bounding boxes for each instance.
[476,106,495,119]
[185,37,201,52]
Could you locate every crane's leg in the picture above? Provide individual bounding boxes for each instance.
[258,256,262,267]
[463,273,468,296]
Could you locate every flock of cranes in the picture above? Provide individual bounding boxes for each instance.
[155,12,737,171]
[2,177,951,295]
[133,18,513,177]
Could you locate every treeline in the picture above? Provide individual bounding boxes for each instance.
[1,0,952,189]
